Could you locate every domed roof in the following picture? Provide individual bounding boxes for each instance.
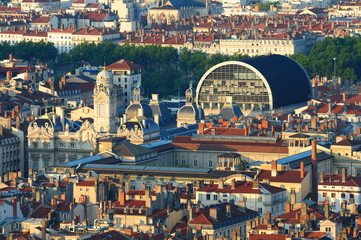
[96,68,112,83]
[177,104,200,121]
[125,103,153,120]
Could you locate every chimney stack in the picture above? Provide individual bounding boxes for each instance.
[209,208,217,219]
[231,179,236,189]
[119,188,126,205]
[41,220,46,240]
[311,140,318,203]
[342,168,346,183]
[320,172,324,183]
[12,198,17,217]
[9,53,13,62]
[300,162,305,178]
[271,160,277,177]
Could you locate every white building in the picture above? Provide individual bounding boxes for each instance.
[106,59,142,105]
[47,28,74,53]
[196,180,287,217]
[318,170,361,213]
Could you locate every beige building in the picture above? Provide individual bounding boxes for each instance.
[148,0,210,25]
[256,163,311,204]
[319,219,342,240]
[27,109,97,171]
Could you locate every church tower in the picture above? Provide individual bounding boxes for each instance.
[94,68,118,133]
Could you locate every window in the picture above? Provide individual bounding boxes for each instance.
[70,143,75,148]
[208,161,213,168]
[206,194,210,200]
[258,208,262,213]
[181,160,186,166]
[213,195,218,200]
[323,193,327,198]
[291,188,296,193]
[193,160,198,167]
[350,194,354,198]
[331,193,336,198]
[174,159,178,166]
[341,193,346,198]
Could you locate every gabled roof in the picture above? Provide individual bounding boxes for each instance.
[107,59,142,70]
[250,234,290,240]
[189,202,258,227]
[333,139,361,146]
[319,174,361,187]
[197,181,285,194]
[76,180,95,187]
[112,142,154,157]
[257,170,308,183]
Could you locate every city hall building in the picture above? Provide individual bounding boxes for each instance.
[195,54,312,116]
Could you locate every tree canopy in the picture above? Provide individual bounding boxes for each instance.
[292,37,361,83]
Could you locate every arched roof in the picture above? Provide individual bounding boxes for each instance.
[196,55,311,109]
[242,55,311,108]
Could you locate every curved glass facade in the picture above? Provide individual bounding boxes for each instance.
[197,64,271,111]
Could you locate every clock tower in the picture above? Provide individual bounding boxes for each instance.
[94,67,118,133]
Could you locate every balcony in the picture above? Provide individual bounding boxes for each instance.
[263,197,287,206]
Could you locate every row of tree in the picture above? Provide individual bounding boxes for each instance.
[1,37,360,97]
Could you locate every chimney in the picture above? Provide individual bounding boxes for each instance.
[231,179,236,189]
[15,116,20,129]
[12,198,17,217]
[198,123,205,135]
[119,188,126,205]
[226,203,231,217]
[9,53,13,62]
[219,178,224,189]
[145,188,152,208]
[320,172,324,183]
[41,220,46,240]
[342,168,346,183]
[209,208,217,219]
[271,160,277,177]
[0,124,3,135]
[300,162,305,178]
[311,140,318,203]
[290,192,296,205]
[6,71,12,80]
[51,197,57,210]
[252,180,259,189]
[324,201,329,219]
[285,202,291,213]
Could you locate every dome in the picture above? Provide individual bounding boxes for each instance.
[177,105,200,121]
[96,68,112,83]
[125,103,153,120]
